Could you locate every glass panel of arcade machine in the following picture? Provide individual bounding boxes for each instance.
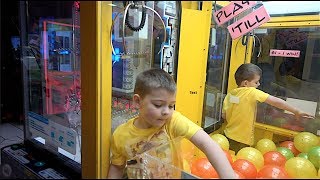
[201,4,232,133]
[21,0,81,169]
[251,26,320,134]
[111,1,181,132]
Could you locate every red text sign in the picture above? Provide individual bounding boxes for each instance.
[269,49,300,58]
[213,1,257,26]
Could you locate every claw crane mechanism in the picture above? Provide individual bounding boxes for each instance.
[110,1,166,57]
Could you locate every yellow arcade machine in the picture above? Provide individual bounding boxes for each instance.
[83,1,320,179]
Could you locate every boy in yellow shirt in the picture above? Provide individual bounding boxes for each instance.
[108,68,236,179]
[222,63,314,152]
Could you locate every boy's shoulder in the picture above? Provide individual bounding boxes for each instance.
[113,118,134,135]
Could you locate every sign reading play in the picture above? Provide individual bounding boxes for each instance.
[213,1,257,26]
[227,6,270,39]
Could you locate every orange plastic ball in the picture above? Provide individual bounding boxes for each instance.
[234,170,245,179]
[256,165,289,179]
[263,151,287,167]
[191,158,219,178]
[279,140,301,156]
[232,159,257,179]
[224,150,233,164]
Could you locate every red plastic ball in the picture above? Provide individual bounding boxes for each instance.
[263,151,287,167]
[279,141,301,156]
[232,159,257,178]
[257,165,289,179]
[191,158,219,178]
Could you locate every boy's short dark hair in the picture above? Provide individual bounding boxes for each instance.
[235,63,262,86]
[134,68,176,98]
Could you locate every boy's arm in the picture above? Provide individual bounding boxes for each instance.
[264,95,315,120]
[107,164,125,179]
[189,129,236,179]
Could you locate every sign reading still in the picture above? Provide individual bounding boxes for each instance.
[227,5,270,39]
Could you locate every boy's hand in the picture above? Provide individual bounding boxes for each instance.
[295,110,315,120]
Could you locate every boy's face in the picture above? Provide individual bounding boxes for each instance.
[134,88,176,129]
[241,74,261,88]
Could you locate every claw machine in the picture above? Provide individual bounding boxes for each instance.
[195,1,320,145]
[1,1,81,178]
[203,0,320,165]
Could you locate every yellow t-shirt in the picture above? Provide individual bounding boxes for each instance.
[110,111,201,166]
[223,87,269,145]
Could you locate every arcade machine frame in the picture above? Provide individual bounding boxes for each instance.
[1,1,81,179]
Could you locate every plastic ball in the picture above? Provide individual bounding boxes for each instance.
[256,165,289,179]
[285,157,317,178]
[230,153,236,162]
[307,146,320,169]
[279,140,301,156]
[294,132,319,153]
[191,158,219,178]
[232,159,257,178]
[297,152,308,159]
[255,138,277,154]
[183,159,191,173]
[263,151,287,167]
[236,147,264,170]
[210,134,229,151]
[234,170,245,179]
[277,147,294,160]
[223,150,233,164]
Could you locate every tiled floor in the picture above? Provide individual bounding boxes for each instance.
[0,122,24,164]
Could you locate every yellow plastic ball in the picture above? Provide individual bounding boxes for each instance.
[182,159,191,173]
[236,147,264,170]
[210,134,229,151]
[230,153,236,162]
[294,132,319,153]
[255,138,277,155]
[285,157,317,178]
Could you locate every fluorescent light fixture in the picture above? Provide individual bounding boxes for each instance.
[108,3,117,7]
[262,1,320,15]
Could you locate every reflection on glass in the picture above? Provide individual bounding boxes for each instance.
[252,26,320,134]
[21,1,81,165]
[202,5,231,133]
[126,137,198,179]
[111,1,181,133]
